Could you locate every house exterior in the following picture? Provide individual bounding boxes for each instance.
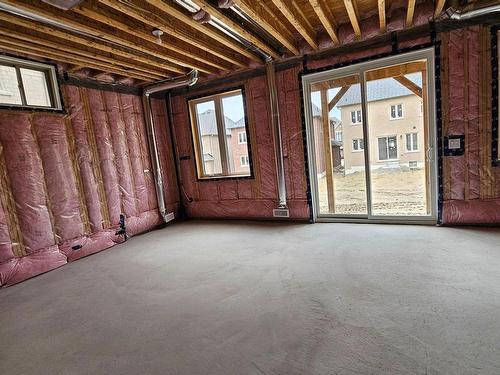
[197,109,250,175]
[336,75,424,174]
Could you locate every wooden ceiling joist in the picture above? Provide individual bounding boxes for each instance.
[74,3,231,73]
[232,0,299,55]
[343,0,361,38]
[406,0,416,26]
[0,27,167,79]
[378,0,386,33]
[308,0,339,44]
[143,0,262,63]
[0,0,213,74]
[96,0,247,69]
[189,0,280,59]
[0,37,155,82]
[270,0,318,49]
[0,11,184,75]
[434,0,446,18]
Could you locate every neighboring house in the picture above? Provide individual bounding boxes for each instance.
[197,109,250,175]
[311,103,342,176]
[337,74,424,174]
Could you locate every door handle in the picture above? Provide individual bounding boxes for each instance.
[426,147,434,162]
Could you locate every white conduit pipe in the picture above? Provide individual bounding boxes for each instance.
[142,70,198,222]
[445,4,500,20]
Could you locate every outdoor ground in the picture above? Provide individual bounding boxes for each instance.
[318,169,427,216]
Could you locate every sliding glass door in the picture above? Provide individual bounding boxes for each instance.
[303,49,437,223]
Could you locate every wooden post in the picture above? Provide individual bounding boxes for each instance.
[320,88,335,212]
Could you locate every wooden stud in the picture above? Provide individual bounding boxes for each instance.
[270,0,318,49]
[378,0,386,33]
[320,88,335,212]
[393,75,422,97]
[143,0,261,62]
[189,0,280,59]
[308,0,340,44]
[343,0,361,38]
[434,0,446,18]
[232,0,299,55]
[406,0,416,27]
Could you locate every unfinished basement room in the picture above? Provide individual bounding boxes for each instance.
[1,0,500,374]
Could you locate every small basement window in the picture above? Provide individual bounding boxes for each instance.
[188,88,252,179]
[0,56,62,110]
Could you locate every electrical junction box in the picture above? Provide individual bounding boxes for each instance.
[444,135,465,156]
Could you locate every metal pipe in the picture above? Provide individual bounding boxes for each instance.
[445,4,500,20]
[266,60,287,208]
[142,70,198,222]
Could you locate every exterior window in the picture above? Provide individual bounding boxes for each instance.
[335,131,342,141]
[390,104,403,119]
[406,132,418,151]
[350,109,362,124]
[188,88,252,179]
[378,136,398,160]
[240,155,249,167]
[0,56,62,110]
[238,131,247,144]
[352,138,364,151]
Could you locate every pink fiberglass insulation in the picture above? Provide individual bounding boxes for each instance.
[59,230,116,261]
[151,98,180,214]
[0,196,13,264]
[443,199,500,224]
[0,113,55,254]
[33,114,85,242]
[120,94,150,214]
[87,89,122,225]
[132,95,158,212]
[103,91,138,218]
[63,86,104,232]
[126,209,162,237]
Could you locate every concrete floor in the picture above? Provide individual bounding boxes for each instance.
[1,221,500,375]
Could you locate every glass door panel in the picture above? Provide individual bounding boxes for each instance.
[310,74,368,216]
[364,59,431,216]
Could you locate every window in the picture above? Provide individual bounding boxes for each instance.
[378,136,398,160]
[352,138,364,151]
[240,155,249,167]
[350,109,362,124]
[406,132,418,151]
[390,104,403,119]
[188,88,252,179]
[335,130,342,141]
[238,131,247,144]
[0,56,61,110]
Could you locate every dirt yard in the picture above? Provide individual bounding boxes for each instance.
[317,169,428,216]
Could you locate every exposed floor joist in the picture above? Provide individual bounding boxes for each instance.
[308,0,340,44]
[343,0,362,37]
[406,0,416,26]
[378,0,386,33]
[434,0,447,18]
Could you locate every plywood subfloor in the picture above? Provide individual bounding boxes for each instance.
[1,220,500,374]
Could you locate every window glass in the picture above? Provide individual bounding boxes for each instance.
[189,89,251,179]
[0,65,22,105]
[406,132,418,151]
[379,136,398,160]
[20,68,51,107]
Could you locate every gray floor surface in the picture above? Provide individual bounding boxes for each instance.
[1,220,500,375]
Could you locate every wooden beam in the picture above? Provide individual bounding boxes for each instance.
[378,0,386,33]
[97,0,247,69]
[270,0,317,49]
[434,0,446,18]
[0,37,154,82]
[189,0,280,59]
[393,75,422,97]
[311,75,360,91]
[365,61,427,81]
[0,0,200,73]
[0,9,185,75]
[328,86,351,111]
[232,0,299,55]
[308,0,340,44]
[74,2,230,73]
[406,0,416,26]
[343,0,361,37]
[0,27,167,79]
[144,0,262,62]
[320,89,335,212]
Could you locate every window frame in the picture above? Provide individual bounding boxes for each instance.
[350,109,362,125]
[187,86,254,181]
[405,132,419,152]
[377,135,399,161]
[0,55,62,111]
[238,131,247,144]
[352,138,364,152]
[240,155,249,167]
[390,103,404,120]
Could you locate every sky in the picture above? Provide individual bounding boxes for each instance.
[196,94,245,122]
[310,88,342,120]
